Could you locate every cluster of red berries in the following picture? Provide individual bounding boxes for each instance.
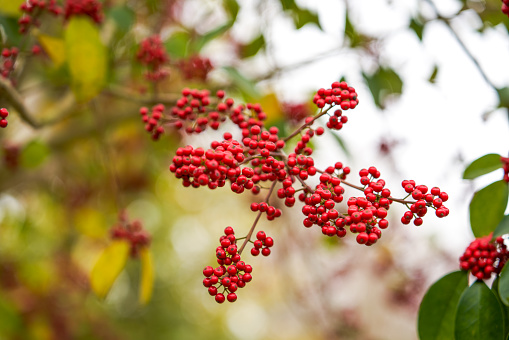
[64,0,103,23]
[293,124,324,155]
[459,234,509,280]
[326,109,348,131]
[170,89,216,133]
[399,181,449,225]
[203,227,253,303]
[250,231,274,256]
[19,0,62,34]
[110,218,151,257]
[139,105,165,140]
[502,0,509,17]
[1,48,18,79]
[136,35,169,82]
[502,156,509,182]
[0,108,9,128]
[2,143,20,170]
[250,202,282,221]
[313,81,358,110]
[177,55,213,81]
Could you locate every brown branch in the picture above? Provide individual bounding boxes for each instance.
[0,76,42,128]
[238,180,278,255]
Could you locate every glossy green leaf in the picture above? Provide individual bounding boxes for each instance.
[108,6,135,32]
[417,271,468,340]
[280,0,297,11]
[164,31,191,59]
[240,34,265,58]
[362,67,403,109]
[494,215,509,238]
[64,17,107,102]
[223,66,261,100]
[20,140,50,168]
[470,180,509,237]
[492,277,509,338]
[499,260,509,306]
[139,247,154,305]
[90,240,130,299]
[410,18,424,40]
[428,65,439,83]
[455,280,504,340]
[223,0,239,21]
[463,153,503,179]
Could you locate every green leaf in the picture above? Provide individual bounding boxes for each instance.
[409,18,424,40]
[494,215,509,238]
[223,66,261,100]
[20,140,50,168]
[193,21,233,53]
[428,65,439,84]
[139,247,154,305]
[90,240,130,299]
[362,67,403,109]
[0,294,23,335]
[64,17,107,102]
[108,5,135,32]
[464,154,503,179]
[0,16,23,46]
[499,260,509,306]
[497,87,509,109]
[292,8,321,30]
[223,0,239,21]
[280,0,297,11]
[164,31,191,59]
[492,277,509,338]
[417,271,468,340]
[455,280,504,340]
[469,180,509,237]
[240,34,265,59]
[344,11,362,47]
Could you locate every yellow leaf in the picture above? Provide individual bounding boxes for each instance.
[90,240,130,299]
[139,247,154,304]
[258,93,283,125]
[37,34,66,67]
[64,17,107,102]
[73,207,107,238]
[0,0,24,17]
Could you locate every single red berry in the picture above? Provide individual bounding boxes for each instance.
[215,293,226,303]
[227,292,237,302]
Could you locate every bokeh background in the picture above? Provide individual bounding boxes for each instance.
[1,0,509,339]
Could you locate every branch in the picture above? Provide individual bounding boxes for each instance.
[0,77,42,128]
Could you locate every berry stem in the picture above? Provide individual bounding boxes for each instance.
[238,180,278,255]
[283,106,333,143]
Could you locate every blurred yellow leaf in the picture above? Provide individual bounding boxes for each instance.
[0,0,24,16]
[64,17,107,102]
[139,246,154,304]
[258,93,282,125]
[74,207,107,238]
[90,240,130,299]
[37,34,66,67]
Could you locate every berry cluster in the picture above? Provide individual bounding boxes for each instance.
[19,0,62,34]
[0,108,9,128]
[399,181,449,225]
[502,156,509,182]
[139,105,165,140]
[459,234,509,280]
[502,0,509,17]
[110,217,151,257]
[64,0,103,23]
[136,35,169,82]
[313,81,358,110]
[147,81,452,302]
[177,55,213,81]
[203,227,253,303]
[250,231,274,256]
[1,48,18,79]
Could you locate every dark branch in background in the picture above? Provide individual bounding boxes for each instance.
[0,77,42,128]
[425,0,498,92]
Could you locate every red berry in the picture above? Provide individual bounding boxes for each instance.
[215,293,226,303]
